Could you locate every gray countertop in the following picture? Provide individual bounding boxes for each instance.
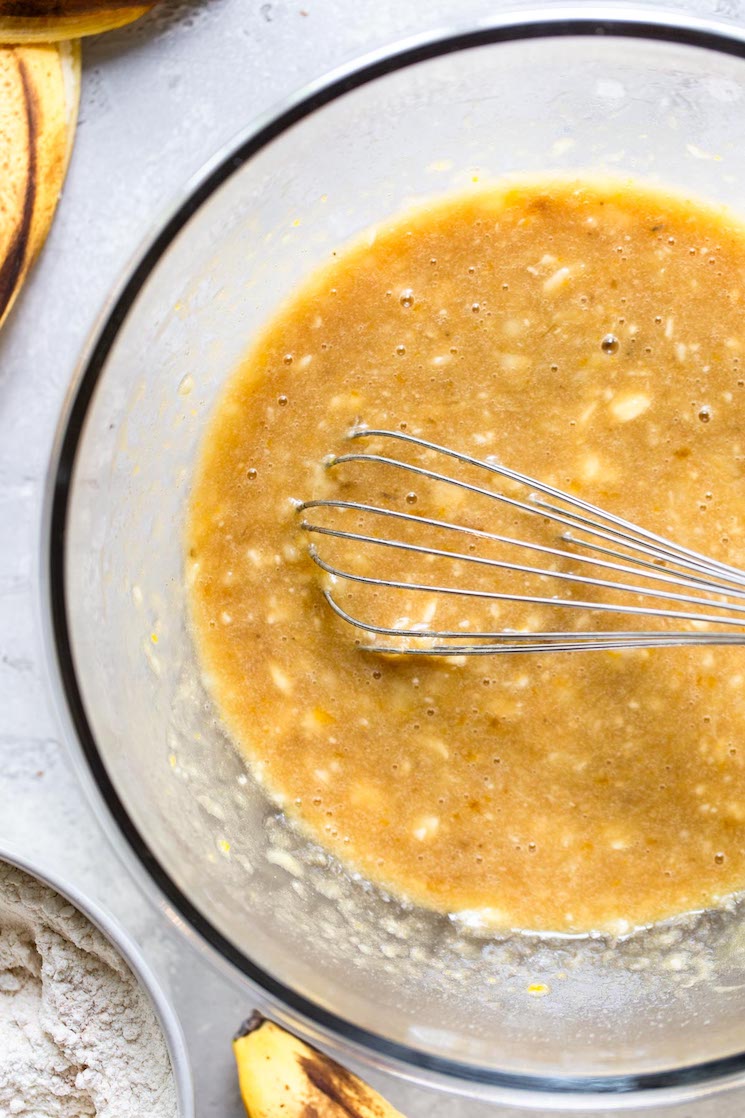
[3,1,745,1115]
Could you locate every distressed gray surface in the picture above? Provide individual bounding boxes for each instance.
[2,0,745,1114]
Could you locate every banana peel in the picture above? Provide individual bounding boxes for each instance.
[0,40,80,330]
[0,2,154,42]
[233,1013,406,1118]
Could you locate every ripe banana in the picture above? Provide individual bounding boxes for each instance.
[233,1013,406,1118]
[0,2,154,42]
[0,40,80,330]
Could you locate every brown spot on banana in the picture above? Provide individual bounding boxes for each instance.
[299,1051,386,1118]
[0,42,80,330]
[233,1009,266,1041]
[232,1014,406,1118]
[0,1,154,40]
[2,1,142,12]
[0,53,36,323]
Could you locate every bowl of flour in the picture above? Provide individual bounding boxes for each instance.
[0,848,193,1117]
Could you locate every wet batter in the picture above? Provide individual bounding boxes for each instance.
[187,179,745,933]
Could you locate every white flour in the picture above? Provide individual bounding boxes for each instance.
[0,862,178,1118]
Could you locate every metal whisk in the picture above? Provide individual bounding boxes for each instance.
[297,427,745,655]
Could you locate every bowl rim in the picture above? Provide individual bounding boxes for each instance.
[41,4,745,1106]
[0,843,194,1117]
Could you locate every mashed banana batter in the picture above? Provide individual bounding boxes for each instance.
[187,179,745,933]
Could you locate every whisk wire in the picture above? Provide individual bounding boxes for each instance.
[322,591,745,655]
[298,427,745,655]
[307,545,745,628]
[331,446,745,590]
[301,504,745,603]
[350,427,745,584]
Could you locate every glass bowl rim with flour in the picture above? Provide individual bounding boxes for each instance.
[43,8,745,1109]
[0,844,194,1116]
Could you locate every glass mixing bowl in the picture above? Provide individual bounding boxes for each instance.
[44,7,745,1110]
